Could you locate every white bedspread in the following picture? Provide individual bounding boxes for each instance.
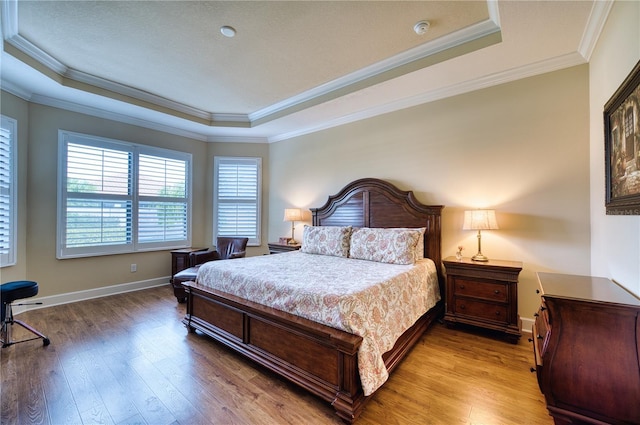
[196,251,440,395]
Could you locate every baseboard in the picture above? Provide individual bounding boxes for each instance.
[521,316,534,334]
[11,277,170,315]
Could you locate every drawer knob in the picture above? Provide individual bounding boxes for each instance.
[460,304,465,309]
[494,290,500,294]
[528,338,533,343]
[530,367,536,373]
[537,334,543,339]
[495,311,501,315]
[536,289,540,294]
[459,284,465,289]
[534,312,539,317]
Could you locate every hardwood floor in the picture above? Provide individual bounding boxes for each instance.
[1,286,552,425]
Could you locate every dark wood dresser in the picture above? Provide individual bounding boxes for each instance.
[533,272,640,424]
[443,257,522,343]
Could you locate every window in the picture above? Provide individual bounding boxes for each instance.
[58,131,192,258]
[213,157,261,246]
[0,116,17,267]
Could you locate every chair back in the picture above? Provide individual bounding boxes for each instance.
[216,237,249,260]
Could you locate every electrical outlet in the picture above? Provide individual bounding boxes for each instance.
[130,263,137,272]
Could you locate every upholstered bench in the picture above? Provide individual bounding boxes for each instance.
[172,266,200,303]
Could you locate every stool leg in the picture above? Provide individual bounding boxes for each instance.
[1,302,50,348]
[1,303,13,348]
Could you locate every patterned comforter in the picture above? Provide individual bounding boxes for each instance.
[196,250,440,395]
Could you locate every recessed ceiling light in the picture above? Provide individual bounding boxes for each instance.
[220,26,236,38]
[414,20,430,35]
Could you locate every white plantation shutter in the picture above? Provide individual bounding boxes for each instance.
[138,153,189,245]
[58,131,191,258]
[0,116,16,267]
[214,157,261,246]
[64,142,133,251]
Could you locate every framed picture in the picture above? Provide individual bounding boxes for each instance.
[605,59,640,215]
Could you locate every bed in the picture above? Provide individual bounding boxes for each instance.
[182,178,444,423]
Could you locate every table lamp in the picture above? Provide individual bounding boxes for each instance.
[463,209,498,262]
[283,208,302,245]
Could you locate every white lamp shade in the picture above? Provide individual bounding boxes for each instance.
[283,208,302,222]
[463,209,499,230]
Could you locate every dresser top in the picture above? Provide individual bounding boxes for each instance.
[537,272,640,306]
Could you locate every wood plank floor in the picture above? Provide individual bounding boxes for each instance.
[1,285,552,425]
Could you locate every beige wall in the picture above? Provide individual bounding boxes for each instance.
[16,103,210,298]
[589,0,640,296]
[268,65,591,323]
[0,94,272,300]
[0,92,29,283]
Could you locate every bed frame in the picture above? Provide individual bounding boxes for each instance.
[182,178,444,423]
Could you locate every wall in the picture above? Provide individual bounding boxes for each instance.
[589,0,640,296]
[22,103,209,299]
[268,65,591,324]
[0,92,29,283]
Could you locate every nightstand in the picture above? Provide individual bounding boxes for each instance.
[443,256,522,343]
[170,248,207,301]
[170,247,208,279]
[268,242,302,254]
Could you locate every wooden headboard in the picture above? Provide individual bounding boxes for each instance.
[310,178,444,285]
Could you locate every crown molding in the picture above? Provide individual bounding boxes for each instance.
[578,0,614,61]
[1,0,500,130]
[0,78,32,100]
[29,93,210,141]
[250,16,501,123]
[268,52,587,143]
[208,135,269,144]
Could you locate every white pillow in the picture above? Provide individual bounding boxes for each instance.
[349,227,422,265]
[301,225,352,257]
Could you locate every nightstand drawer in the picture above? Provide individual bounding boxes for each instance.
[454,298,509,323]
[453,278,508,302]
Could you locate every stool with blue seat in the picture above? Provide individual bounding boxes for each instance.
[1,281,50,348]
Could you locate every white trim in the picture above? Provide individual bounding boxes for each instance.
[9,277,169,315]
[213,156,262,246]
[0,115,17,267]
[57,131,192,258]
[29,94,210,141]
[521,317,534,334]
[578,0,614,62]
[268,52,587,143]
[250,17,501,123]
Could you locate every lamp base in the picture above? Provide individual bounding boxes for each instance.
[288,239,298,245]
[471,253,489,262]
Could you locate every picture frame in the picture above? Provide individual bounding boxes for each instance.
[604,59,640,215]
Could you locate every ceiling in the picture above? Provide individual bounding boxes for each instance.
[1,1,609,143]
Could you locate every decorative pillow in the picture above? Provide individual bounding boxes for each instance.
[349,227,422,265]
[397,227,426,260]
[301,225,352,257]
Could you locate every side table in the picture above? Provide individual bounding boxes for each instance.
[268,242,302,254]
[443,256,522,343]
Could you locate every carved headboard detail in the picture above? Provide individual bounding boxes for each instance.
[310,178,444,286]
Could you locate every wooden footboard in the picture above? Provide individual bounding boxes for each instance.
[182,280,443,423]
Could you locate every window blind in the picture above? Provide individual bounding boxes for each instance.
[214,157,261,246]
[58,131,192,258]
[0,116,16,267]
